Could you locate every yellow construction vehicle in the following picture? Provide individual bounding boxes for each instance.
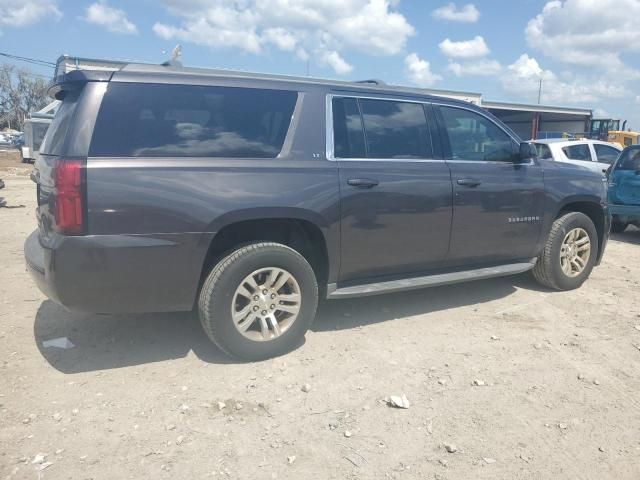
[607,130,640,148]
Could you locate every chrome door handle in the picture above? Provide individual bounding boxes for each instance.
[457,178,482,187]
[347,178,379,188]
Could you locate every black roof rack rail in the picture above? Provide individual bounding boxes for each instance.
[354,79,386,86]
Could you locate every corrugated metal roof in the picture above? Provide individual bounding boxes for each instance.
[482,100,591,116]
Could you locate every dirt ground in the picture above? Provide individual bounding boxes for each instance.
[1,156,640,479]
[0,150,27,172]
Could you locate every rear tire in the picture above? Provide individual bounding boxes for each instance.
[611,216,628,233]
[532,212,598,291]
[198,242,318,361]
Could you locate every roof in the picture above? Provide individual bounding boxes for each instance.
[52,55,600,119]
[483,100,592,117]
[530,139,573,144]
[48,56,485,109]
[114,62,483,101]
[53,55,483,102]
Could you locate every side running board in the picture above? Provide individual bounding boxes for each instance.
[326,260,537,299]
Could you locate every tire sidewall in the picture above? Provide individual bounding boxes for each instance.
[202,246,318,360]
[548,213,598,290]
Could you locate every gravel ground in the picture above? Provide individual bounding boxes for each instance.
[1,172,640,480]
[0,150,26,170]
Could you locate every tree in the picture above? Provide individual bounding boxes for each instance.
[0,64,49,131]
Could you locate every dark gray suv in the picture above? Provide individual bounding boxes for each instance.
[25,61,610,360]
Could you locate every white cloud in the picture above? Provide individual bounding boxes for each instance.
[153,0,415,73]
[432,3,479,23]
[263,28,298,51]
[404,53,442,87]
[319,51,353,75]
[439,36,489,59]
[501,54,628,104]
[330,0,415,55]
[506,53,548,79]
[0,0,61,27]
[636,96,640,104]
[84,1,137,34]
[447,59,501,77]
[296,47,310,62]
[154,19,262,54]
[526,0,640,70]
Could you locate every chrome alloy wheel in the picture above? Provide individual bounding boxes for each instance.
[231,268,301,341]
[559,227,591,278]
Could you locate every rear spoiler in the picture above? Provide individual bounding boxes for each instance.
[47,70,115,99]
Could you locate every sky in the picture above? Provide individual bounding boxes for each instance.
[2,0,639,129]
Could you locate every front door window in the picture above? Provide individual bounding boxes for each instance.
[439,106,516,162]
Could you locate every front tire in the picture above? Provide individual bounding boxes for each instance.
[198,242,318,361]
[532,212,598,291]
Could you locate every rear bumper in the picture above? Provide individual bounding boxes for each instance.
[24,229,213,314]
[25,230,60,304]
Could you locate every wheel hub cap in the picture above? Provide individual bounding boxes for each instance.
[559,227,591,278]
[231,267,301,342]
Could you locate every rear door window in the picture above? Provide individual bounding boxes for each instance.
[332,97,366,158]
[39,90,81,156]
[359,99,431,159]
[593,144,620,165]
[90,83,298,158]
[562,144,592,161]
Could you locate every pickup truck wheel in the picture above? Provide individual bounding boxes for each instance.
[611,217,628,233]
[532,212,598,291]
[198,242,318,361]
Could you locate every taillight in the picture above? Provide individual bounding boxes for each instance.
[54,159,84,235]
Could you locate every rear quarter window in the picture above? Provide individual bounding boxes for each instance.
[39,90,80,156]
[562,144,592,161]
[89,83,298,158]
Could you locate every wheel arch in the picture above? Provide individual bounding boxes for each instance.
[554,197,608,265]
[198,209,335,300]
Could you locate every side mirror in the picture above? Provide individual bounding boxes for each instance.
[518,142,538,163]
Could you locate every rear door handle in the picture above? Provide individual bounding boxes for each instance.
[457,178,482,187]
[347,178,379,188]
